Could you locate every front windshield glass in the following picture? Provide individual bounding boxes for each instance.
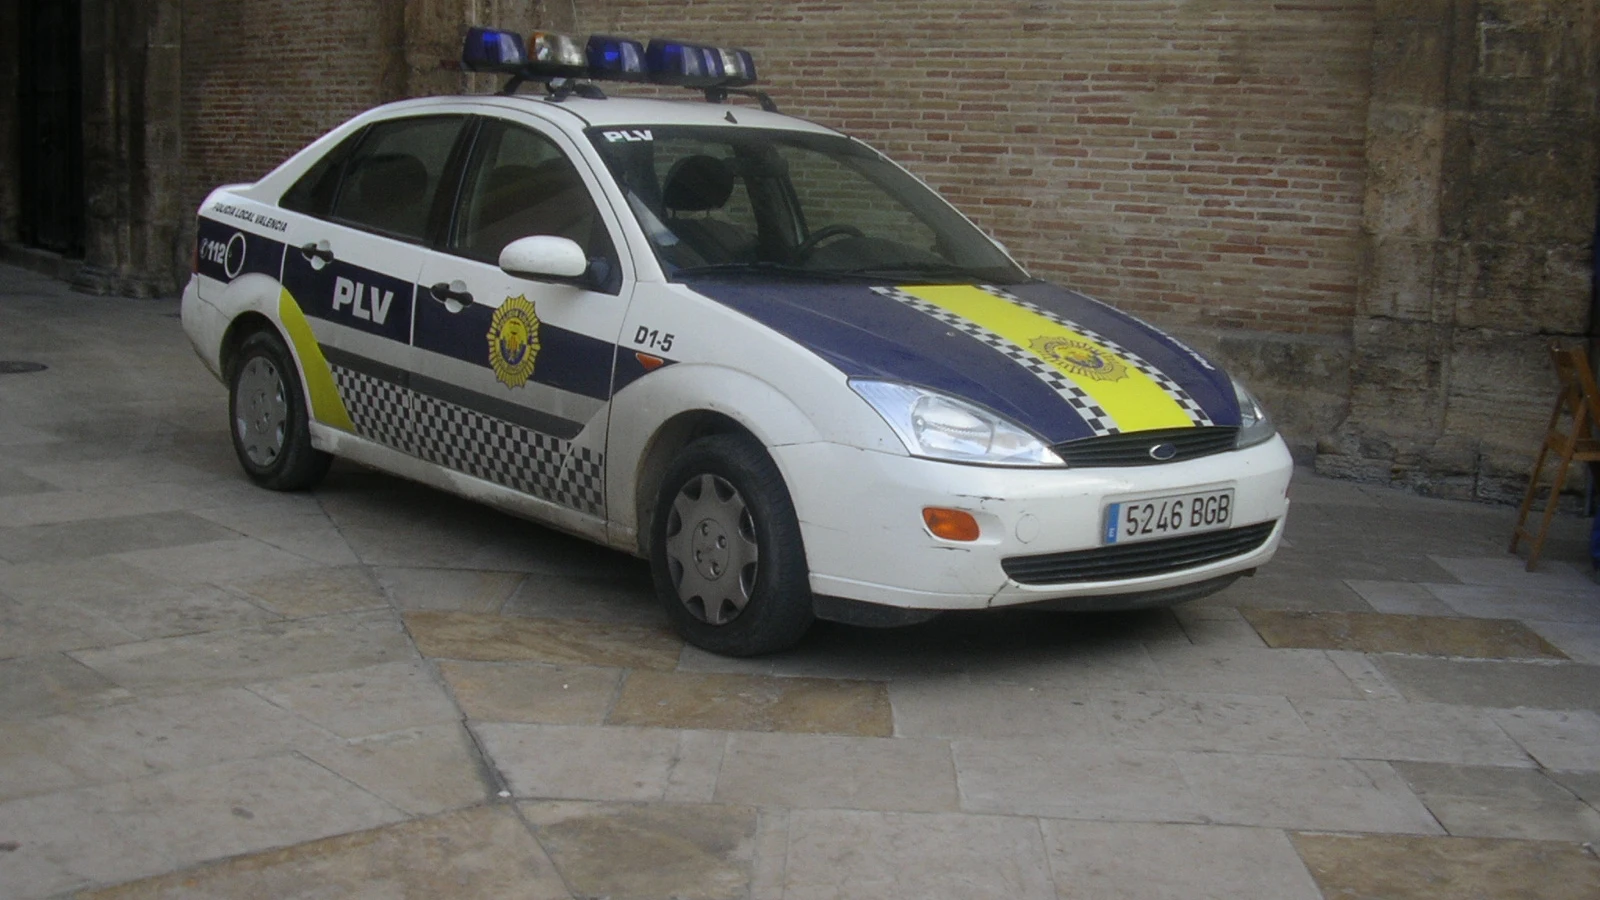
[586,125,1027,284]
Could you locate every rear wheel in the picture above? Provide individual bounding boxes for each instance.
[228,330,331,491]
[650,434,814,656]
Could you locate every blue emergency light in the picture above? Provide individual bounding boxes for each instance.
[586,36,648,82]
[461,27,760,98]
[462,27,527,71]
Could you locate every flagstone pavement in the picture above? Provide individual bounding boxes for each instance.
[1,263,1597,898]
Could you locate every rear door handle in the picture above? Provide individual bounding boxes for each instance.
[429,280,474,310]
[299,240,334,268]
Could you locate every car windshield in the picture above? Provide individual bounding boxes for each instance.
[585,125,1028,284]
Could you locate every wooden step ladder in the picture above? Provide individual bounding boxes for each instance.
[1510,343,1600,570]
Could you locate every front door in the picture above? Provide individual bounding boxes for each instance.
[410,118,630,529]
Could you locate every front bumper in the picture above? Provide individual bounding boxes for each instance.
[774,435,1293,611]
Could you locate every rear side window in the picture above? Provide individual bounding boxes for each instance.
[326,116,465,242]
[280,130,363,217]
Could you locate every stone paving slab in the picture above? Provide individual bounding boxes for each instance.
[1427,583,1600,625]
[1393,761,1600,842]
[0,754,406,898]
[0,511,238,565]
[1291,832,1600,900]
[1490,709,1600,771]
[608,670,893,736]
[299,724,490,817]
[1291,698,1534,766]
[474,723,710,802]
[1041,821,1324,900]
[374,565,526,613]
[1372,655,1600,712]
[1243,608,1567,659]
[404,610,682,669]
[775,809,1058,900]
[225,566,387,618]
[0,652,133,721]
[954,738,1202,822]
[74,805,569,900]
[1172,753,1442,834]
[522,801,756,900]
[713,732,958,812]
[67,610,417,695]
[439,659,624,725]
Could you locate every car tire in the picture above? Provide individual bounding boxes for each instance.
[650,434,814,656]
[228,329,332,491]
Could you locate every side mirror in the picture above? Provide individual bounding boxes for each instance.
[498,235,588,280]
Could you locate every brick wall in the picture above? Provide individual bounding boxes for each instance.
[560,0,1375,449]
[179,0,407,216]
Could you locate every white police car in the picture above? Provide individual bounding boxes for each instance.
[181,29,1293,656]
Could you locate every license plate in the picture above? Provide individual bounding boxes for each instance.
[1103,489,1234,545]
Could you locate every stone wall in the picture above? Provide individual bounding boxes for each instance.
[73,0,187,297]
[1317,0,1600,500]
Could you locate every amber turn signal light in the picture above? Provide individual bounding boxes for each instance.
[923,507,980,542]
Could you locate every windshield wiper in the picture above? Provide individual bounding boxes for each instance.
[833,262,995,283]
[672,261,837,279]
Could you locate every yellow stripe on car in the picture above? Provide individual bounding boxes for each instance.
[900,285,1194,433]
[276,288,356,432]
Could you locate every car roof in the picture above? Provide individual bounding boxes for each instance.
[366,93,841,136]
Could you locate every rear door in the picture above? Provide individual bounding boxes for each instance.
[278,114,468,452]
[409,116,631,528]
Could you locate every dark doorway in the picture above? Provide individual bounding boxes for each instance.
[18,0,84,256]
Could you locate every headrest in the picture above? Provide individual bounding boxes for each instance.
[662,155,734,212]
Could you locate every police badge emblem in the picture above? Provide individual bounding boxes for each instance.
[487,295,541,388]
[1030,336,1129,383]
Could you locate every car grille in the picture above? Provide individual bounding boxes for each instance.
[1001,521,1278,585]
[1054,426,1239,467]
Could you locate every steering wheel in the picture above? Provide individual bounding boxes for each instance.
[793,224,865,262]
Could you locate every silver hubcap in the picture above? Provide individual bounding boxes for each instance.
[664,473,759,625]
[235,356,288,468]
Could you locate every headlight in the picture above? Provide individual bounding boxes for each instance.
[1233,378,1276,449]
[849,380,1064,466]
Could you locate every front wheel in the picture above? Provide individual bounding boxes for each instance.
[650,434,814,656]
[228,330,331,491]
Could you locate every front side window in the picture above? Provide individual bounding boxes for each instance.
[450,121,613,266]
[326,116,465,242]
[587,125,1026,284]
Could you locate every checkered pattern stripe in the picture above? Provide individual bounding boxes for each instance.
[331,366,413,452]
[328,365,604,517]
[979,286,1216,427]
[874,286,1118,437]
[411,393,605,517]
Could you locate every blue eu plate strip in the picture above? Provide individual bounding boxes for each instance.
[1104,503,1121,544]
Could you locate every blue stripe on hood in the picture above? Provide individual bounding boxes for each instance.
[683,278,1241,444]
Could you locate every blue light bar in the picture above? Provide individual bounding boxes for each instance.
[463,28,758,95]
[586,35,648,82]
[462,27,528,72]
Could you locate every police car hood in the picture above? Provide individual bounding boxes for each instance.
[685,279,1241,445]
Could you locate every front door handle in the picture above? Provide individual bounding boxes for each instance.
[429,280,474,310]
[299,240,334,269]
